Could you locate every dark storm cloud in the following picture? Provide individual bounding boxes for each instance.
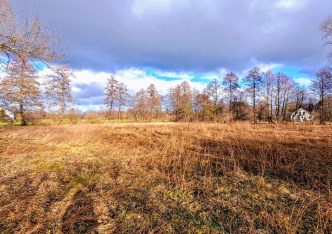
[8,0,332,73]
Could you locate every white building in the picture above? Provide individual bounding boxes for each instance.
[291,108,313,122]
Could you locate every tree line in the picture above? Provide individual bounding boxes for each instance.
[102,66,332,124]
[0,0,332,125]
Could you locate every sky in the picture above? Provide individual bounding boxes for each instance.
[8,0,332,111]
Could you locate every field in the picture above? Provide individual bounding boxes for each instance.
[0,123,331,233]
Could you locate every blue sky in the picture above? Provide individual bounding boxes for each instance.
[8,0,332,111]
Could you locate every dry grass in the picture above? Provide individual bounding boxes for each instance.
[0,123,331,233]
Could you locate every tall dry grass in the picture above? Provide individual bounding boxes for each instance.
[0,123,331,233]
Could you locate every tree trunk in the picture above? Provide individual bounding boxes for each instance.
[253,82,257,124]
[118,106,121,120]
[19,101,27,126]
[108,103,113,120]
[60,78,65,123]
[320,92,325,124]
[229,86,233,112]
[270,92,273,121]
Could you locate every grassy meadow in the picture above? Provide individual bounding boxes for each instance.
[0,123,331,233]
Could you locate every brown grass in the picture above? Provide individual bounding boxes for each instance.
[0,123,331,233]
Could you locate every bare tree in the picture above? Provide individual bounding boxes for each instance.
[204,78,223,120]
[146,84,161,119]
[192,91,214,121]
[168,85,181,120]
[44,64,74,122]
[132,89,148,121]
[280,76,293,121]
[0,0,11,21]
[104,75,119,119]
[117,82,128,120]
[0,0,59,68]
[322,17,332,60]
[274,72,291,122]
[68,106,80,124]
[311,67,332,124]
[168,81,192,121]
[293,83,307,110]
[244,67,263,123]
[0,56,42,125]
[205,78,222,106]
[222,72,239,112]
[262,70,275,122]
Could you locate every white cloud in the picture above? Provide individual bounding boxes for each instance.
[132,0,186,16]
[294,77,311,86]
[73,70,109,85]
[114,68,206,94]
[66,68,208,111]
[239,61,283,78]
[275,0,307,9]
[74,68,204,95]
[258,63,283,72]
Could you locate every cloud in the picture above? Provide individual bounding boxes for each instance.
[74,82,104,99]
[275,0,305,9]
[132,0,185,16]
[67,68,208,111]
[9,0,332,73]
[75,68,206,94]
[294,77,311,86]
[6,0,331,110]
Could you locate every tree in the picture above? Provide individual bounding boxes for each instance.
[311,67,332,124]
[168,81,192,121]
[205,78,222,106]
[262,70,275,121]
[104,75,119,119]
[293,83,307,110]
[0,0,58,68]
[192,91,214,121]
[168,85,181,120]
[274,72,292,122]
[244,67,263,123]
[222,72,239,112]
[231,91,248,121]
[44,64,74,122]
[0,56,42,125]
[131,89,148,121]
[117,82,128,120]
[280,76,293,121]
[322,17,332,60]
[146,84,161,119]
[204,78,223,120]
[68,106,80,124]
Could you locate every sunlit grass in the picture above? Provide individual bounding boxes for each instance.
[0,123,331,233]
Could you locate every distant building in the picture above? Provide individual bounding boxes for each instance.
[291,108,313,122]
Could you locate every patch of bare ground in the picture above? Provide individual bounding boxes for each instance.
[0,123,331,233]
